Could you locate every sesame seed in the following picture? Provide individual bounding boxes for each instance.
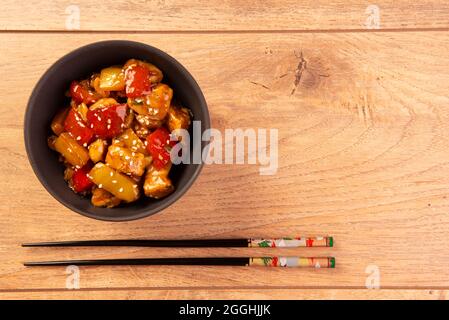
[125,156,130,160]
[112,180,117,184]
[123,135,129,139]
[119,187,123,192]
[107,124,111,130]
[90,124,94,129]
[83,143,87,147]
[132,140,137,145]
[98,184,103,188]
[76,136,81,141]
[110,172,113,177]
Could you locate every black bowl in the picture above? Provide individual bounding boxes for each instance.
[24,40,210,221]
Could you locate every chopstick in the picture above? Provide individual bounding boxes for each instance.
[24,257,335,268]
[22,236,333,248]
[23,237,335,268]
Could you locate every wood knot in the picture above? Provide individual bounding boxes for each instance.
[291,51,330,95]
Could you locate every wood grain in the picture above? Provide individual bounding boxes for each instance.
[0,289,446,300]
[1,1,449,31]
[1,32,449,295]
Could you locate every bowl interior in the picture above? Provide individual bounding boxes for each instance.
[25,41,209,221]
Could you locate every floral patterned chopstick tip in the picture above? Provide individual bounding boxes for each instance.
[249,236,333,248]
[250,257,335,268]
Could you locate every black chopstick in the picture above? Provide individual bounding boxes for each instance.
[21,236,333,248]
[22,239,249,248]
[24,257,335,268]
[24,257,250,266]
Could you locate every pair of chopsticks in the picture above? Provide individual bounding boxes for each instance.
[22,236,335,268]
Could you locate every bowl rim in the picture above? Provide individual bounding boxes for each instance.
[24,40,210,222]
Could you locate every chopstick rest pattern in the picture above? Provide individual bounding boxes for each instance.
[249,236,332,248]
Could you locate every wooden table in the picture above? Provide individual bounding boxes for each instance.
[1,0,449,300]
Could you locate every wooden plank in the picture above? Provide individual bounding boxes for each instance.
[1,32,449,290]
[1,1,449,31]
[0,289,446,300]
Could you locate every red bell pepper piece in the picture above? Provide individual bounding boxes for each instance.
[70,80,100,105]
[71,162,94,193]
[64,108,94,146]
[86,104,127,139]
[124,64,152,98]
[146,127,176,169]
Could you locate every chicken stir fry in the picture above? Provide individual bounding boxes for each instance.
[48,59,191,208]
